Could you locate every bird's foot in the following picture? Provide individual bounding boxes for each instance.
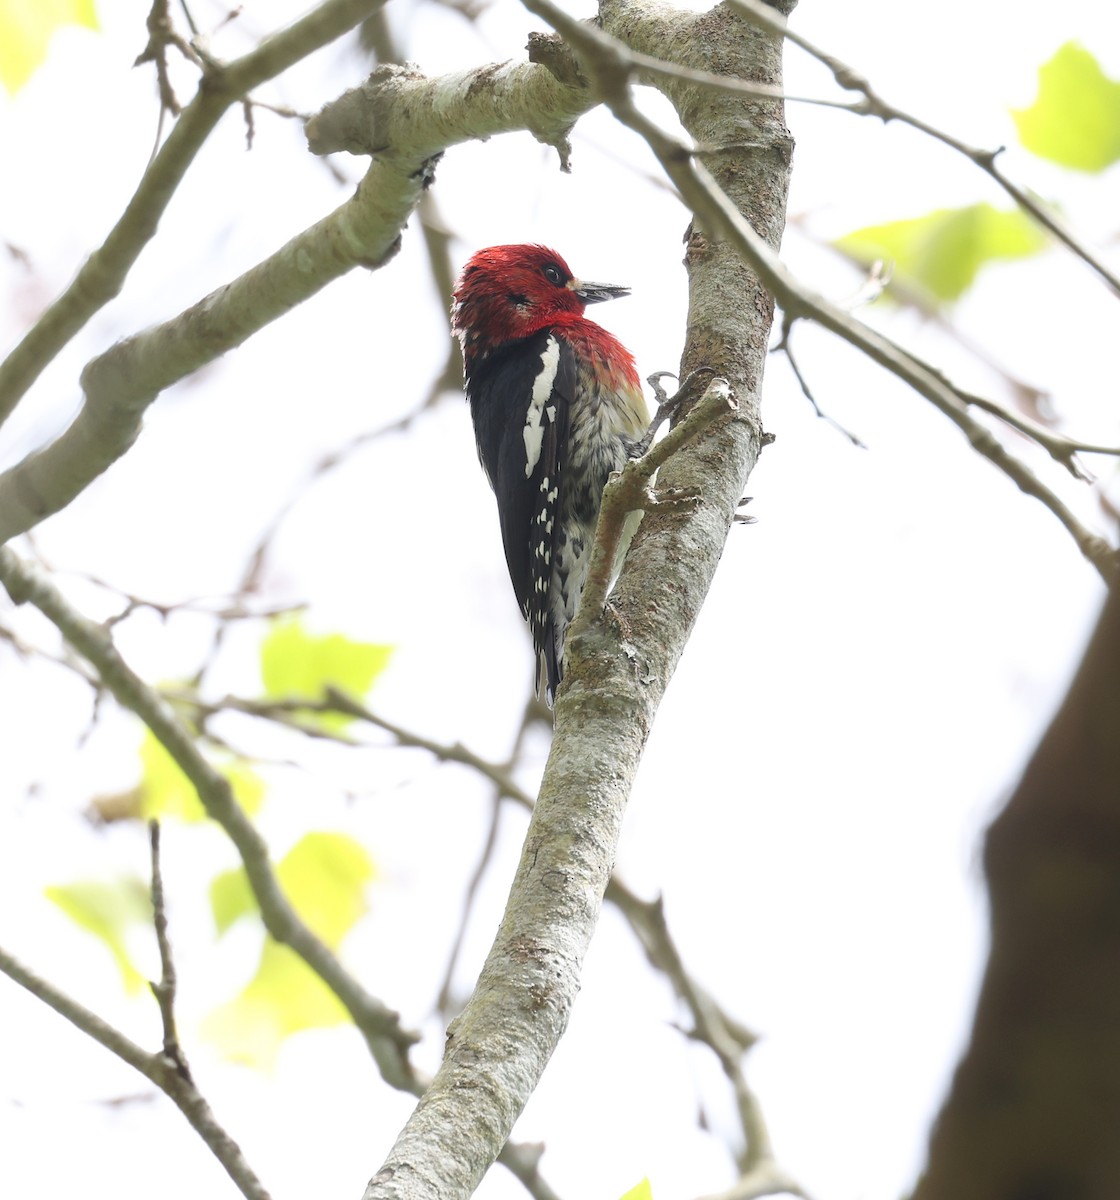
[632,367,719,457]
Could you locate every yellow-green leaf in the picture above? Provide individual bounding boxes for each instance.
[619,1180,653,1200]
[137,730,265,823]
[260,617,392,730]
[1012,43,1120,172]
[0,0,98,94]
[210,864,257,936]
[202,939,349,1068]
[276,832,375,947]
[45,878,150,993]
[209,832,375,948]
[835,204,1047,305]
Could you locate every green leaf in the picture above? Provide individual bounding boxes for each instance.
[202,938,349,1068]
[137,730,265,823]
[276,832,375,948]
[260,617,392,730]
[209,832,375,948]
[204,834,374,1062]
[0,0,98,94]
[619,1180,653,1200]
[210,865,257,936]
[1012,43,1120,172]
[45,878,151,992]
[835,203,1047,305]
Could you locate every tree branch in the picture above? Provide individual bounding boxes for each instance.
[304,55,595,164]
[726,0,1120,299]
[0,151,422,543]
[0,939,272,1200]
[521,0,1119,582]
[0,18,618,545]
[147,820,192,1080]
[0,0,388,431]
[569,376,737,642]
[350,1,792,1195]
[162,671,794,1196]
[0,546,420,1091]
[606,882,809,1200]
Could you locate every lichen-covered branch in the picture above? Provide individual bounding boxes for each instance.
[304,57,595,164]
[0,154,423,543]
[355,3,793,1197]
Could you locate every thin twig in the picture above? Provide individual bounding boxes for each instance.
[0,941,273,1200]
[774,316,866,447]
[890,346,1120,481]
[435,688,550,1019]
[435,795,505,1018]
[529,28,848,112]
[147,820,191,1080]
[726,0,1120,299]
[606,882,809,1200]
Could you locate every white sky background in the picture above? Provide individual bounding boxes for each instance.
[1,2,1118,1199]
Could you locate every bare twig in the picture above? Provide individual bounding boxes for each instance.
[892,348,1120,482]
[233,380,457,602]
[435,689,551,1019]
[0,943,273,1200]
[528,28,843,112]
[496,1142,564,1200]
[435,795,505,1018]
[774,316,866,447]
[607,883,809,1200]
[134,0,204,118]
[147,820,191,1080]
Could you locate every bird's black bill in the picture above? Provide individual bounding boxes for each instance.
[571,279,630,304]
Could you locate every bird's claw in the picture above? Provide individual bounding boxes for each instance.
[646,484,703,513]
[635,367,719,456]
[733,495,757,525]
[646,371,679,407]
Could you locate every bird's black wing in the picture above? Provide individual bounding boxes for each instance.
[466,330,574,694]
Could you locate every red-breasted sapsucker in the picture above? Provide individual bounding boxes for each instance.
[452,244,649,704]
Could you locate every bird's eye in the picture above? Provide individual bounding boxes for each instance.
[542,264,565,285]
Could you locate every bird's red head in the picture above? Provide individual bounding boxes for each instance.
[451,244,630,358]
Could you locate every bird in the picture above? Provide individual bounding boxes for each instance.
[451,244,650,705]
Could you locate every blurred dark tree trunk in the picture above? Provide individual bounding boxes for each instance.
[917,575,1120,1200]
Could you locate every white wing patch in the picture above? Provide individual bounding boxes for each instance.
[523,336,561,479]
